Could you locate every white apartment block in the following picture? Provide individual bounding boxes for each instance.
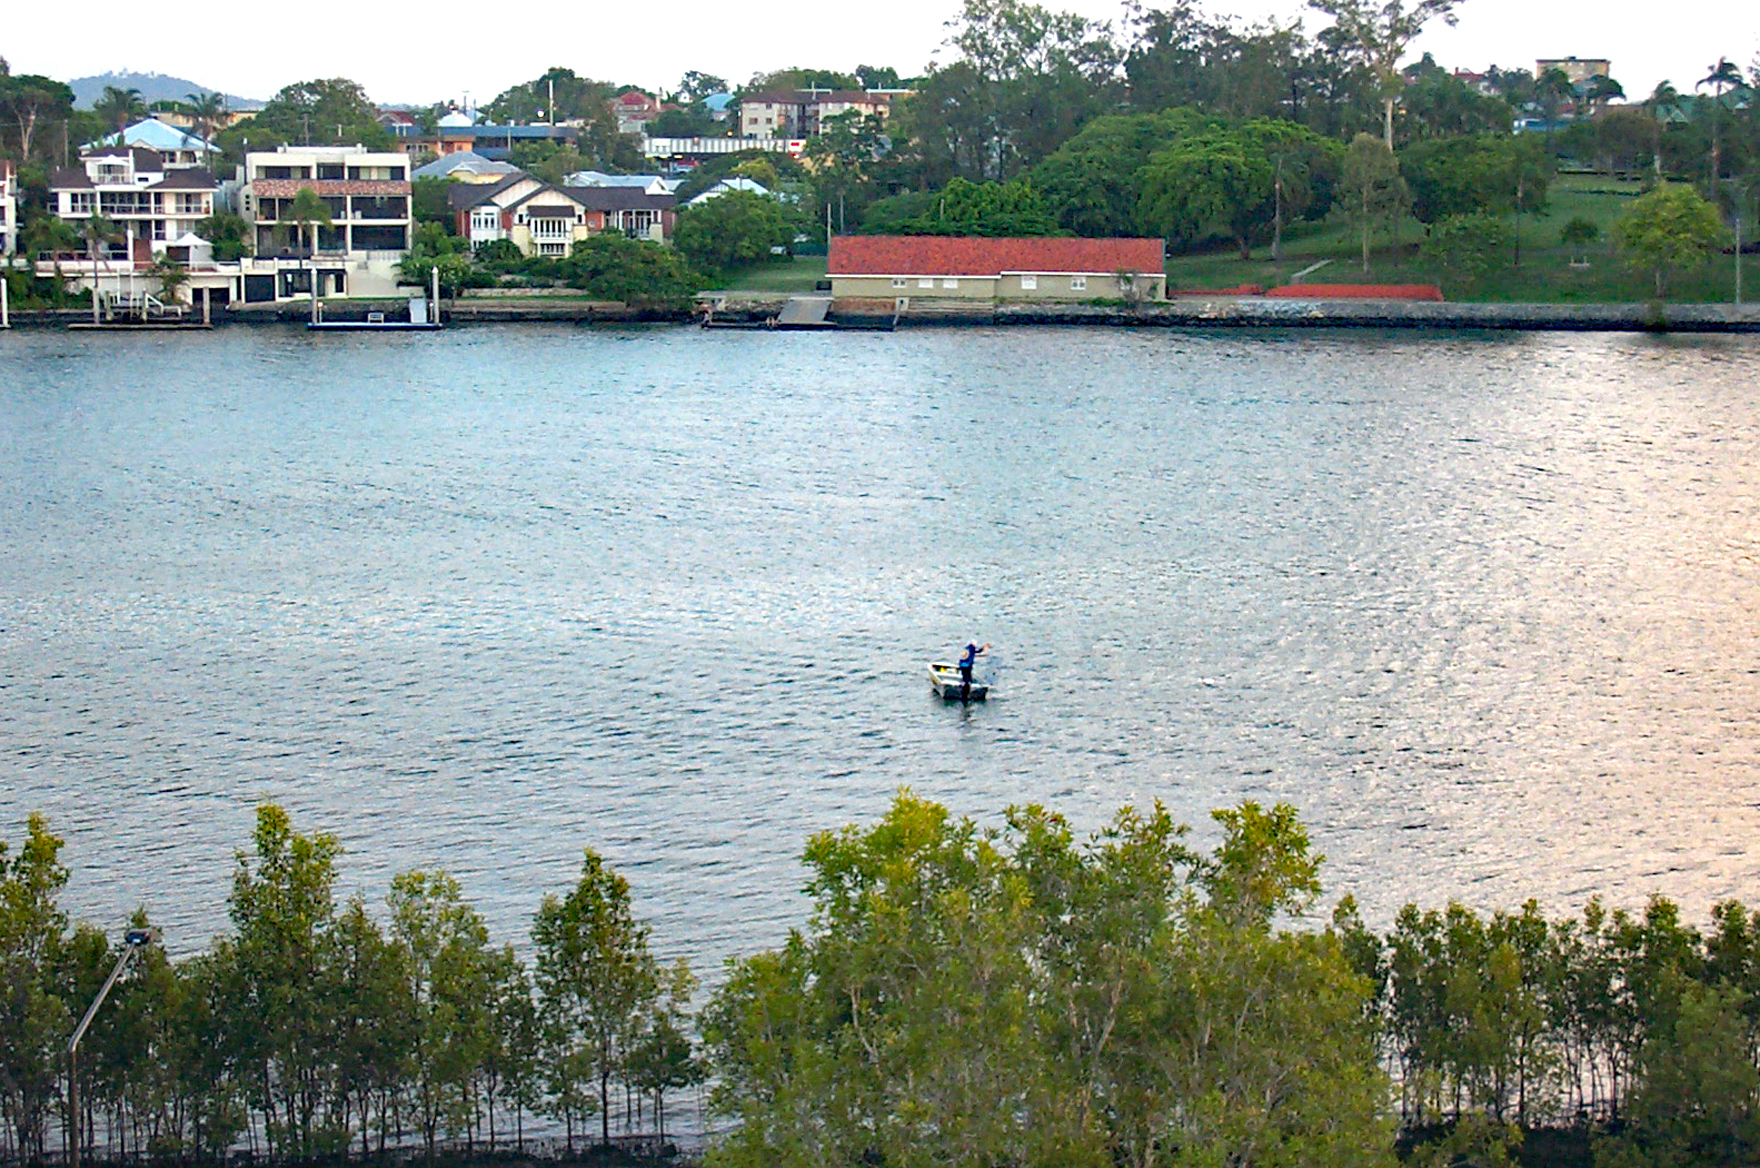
[238,145,412,299]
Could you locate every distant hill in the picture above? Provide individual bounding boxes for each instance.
[70,71,263,111]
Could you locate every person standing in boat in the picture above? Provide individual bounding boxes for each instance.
[958,642,989,699]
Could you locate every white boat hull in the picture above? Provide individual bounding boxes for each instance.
[929,661,988,701]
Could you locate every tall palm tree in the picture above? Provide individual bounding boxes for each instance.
[81,211,119,323]
[278,187,333,319]
[1698,58,1742,185]
[1533,67,1575,155]
[1645,80,1680,178]
[95,85,145,139]
[185,90,227,169]
[1585,74,1624,113]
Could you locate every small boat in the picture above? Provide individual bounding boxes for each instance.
[929,661,988,702]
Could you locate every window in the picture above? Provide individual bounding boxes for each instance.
[941,278,958,289]
[1070,275,1087,291]
[918,277,934,288]
[1020,274,1037,290]
[892,277,908,288]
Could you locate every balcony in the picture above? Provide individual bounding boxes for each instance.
[350,198,408,220]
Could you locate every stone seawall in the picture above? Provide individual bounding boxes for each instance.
[7,298,1760,332]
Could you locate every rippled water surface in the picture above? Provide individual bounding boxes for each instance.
[3,324,1758,966]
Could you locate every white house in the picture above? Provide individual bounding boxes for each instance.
[50,145,222,263]
[685,176,772,206]
[238,145,412,299]
[1,160,16,256]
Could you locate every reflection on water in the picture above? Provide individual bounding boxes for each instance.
[1,324,1757,970]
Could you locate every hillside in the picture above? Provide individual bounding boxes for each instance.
[70,70,262,110]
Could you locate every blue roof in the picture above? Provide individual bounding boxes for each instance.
[86,117,215,154]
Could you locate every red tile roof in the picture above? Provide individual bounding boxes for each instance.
[253,179,410,197]
[829,235,1164,277]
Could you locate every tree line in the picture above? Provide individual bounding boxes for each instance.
[8,795,1760,1168]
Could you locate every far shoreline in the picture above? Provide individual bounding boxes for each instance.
[6,296,1760,333]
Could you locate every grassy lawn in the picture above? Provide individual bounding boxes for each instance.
[1164,174,1758,303]
[704,256,829,296]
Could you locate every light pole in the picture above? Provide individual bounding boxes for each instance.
[68,928,157,1168]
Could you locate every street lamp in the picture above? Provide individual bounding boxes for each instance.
[67,928,157,1168]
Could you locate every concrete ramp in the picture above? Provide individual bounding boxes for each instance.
[776,296,833,328]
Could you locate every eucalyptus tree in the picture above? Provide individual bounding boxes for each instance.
[1341,132,1408,269]
[902,0,1124,182]
[1307,0,1464,148]
[532,848,662,1149]
[0,73,74,162]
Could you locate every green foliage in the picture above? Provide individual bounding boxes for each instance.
[1615,181,1730,296]
[1560,216,1602,246]
[1421,212,1515,291]
[195,211,252,261]
[484,68,642,171]
[248,78,391,149]
[1595,982,1760,1168]
[891,0,1123,185]
[0,72,76,162]
[1139,120,1341,258]
[411,177,456,230]
[1342,132,1409,270]
[704,792,1394,1168]
[675,149,808,203]
[892,176,1062,236]
[1310,0,1463,146]
[1400,133,1551,224]
[146,254,189,300]
[533,847,666,1148]
[674,190,800,275]
[1032,108,1219,236]
[559,234,703,305]
[0,814,73,1159]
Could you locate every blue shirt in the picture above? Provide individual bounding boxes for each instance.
[959,644,979,668]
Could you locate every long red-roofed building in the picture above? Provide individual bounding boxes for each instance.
[828,235,1165,302]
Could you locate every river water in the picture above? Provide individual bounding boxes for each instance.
[2,323,1757,971]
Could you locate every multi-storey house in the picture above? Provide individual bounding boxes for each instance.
[238,145,411,298]
[50,144,221,263]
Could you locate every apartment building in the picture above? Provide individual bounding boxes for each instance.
[739,89,904,139]
[238,145,411,298]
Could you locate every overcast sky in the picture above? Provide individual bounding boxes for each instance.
[7,0,1756,109]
